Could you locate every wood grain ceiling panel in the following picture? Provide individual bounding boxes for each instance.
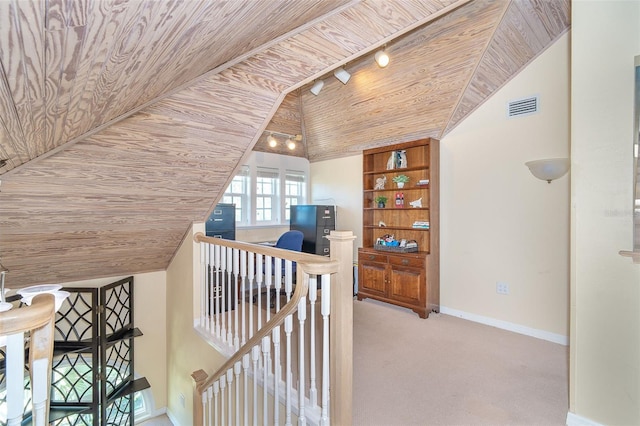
[302,0,505,162]
[444,0,570,135]
[0,0,570,287]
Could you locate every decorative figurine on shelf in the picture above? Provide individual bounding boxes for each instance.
[392,174,410,188]
[374,175,387,190]
[378,220,386,227]
[375,196,387,208]
[397,150,408,168]
[386,152,396,170]
[409,197,423,208]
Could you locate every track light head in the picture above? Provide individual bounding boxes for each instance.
[287,139,296,150]
[267,134,277,148]
[375,50,390,68]
[310,80,324,96]
[333,67,351,84]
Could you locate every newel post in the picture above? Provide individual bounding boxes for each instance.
[327,230,356,426]
[191,369,207,426]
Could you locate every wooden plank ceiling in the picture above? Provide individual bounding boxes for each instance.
[0,0,569,288]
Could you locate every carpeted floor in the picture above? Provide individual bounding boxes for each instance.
[353,298,569,426]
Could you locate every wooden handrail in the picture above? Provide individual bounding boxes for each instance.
[0,293,55,335]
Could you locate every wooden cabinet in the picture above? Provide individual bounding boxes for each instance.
[357,139,439,318]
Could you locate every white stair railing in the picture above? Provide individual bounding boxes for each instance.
[0,293,56,426]
[192,231,354,426]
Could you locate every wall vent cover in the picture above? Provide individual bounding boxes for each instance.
[507,96,539,118]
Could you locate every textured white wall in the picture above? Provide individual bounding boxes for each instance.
[570,1,640,424]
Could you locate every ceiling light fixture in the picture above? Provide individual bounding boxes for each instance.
[525,158,570,183]
[333,67,351,85]
[310,80,324,96]
[267,134,277,148]
[375,49,390,68]
[287,139,296,150]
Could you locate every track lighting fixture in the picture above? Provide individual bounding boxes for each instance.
[287,139,296,150]
[333,67,351,85]
[310,80,324,96]
[375,49,390,68]
[267,134,277,148]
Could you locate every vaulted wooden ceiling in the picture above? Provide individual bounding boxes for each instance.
[0,0,569,287]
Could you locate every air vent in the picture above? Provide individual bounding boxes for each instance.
[507,96,539,118]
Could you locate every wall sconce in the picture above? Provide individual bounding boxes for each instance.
[333,67,351,84]
[310,80,324,96]
[375,49,390,68]
[525,158,570,183]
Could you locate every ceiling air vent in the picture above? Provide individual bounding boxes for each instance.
[507,96,539,118]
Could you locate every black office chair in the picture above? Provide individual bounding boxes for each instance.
[254,230,304,307]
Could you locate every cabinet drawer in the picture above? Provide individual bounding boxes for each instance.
[359,252,387,264]
[388,255,424,269]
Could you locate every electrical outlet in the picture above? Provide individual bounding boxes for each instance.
[496,282,510,295]
[179,393,185,408]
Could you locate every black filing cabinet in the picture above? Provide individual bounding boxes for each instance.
[290,205,335,256]
[206,203,236,239]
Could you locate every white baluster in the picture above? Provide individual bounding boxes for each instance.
[272,325,281,426]
[213,381,220,426]
[227,369,234,426]
[320,274,331,425]
[255,254,263,330]
[209,244,216,333]
[243,354,250,426]
[227,247,233,345]
[220,246,227,342]
[285,313,293,426]
[202,388,208,426]
[206,386,213,426]
[7,332,25,426]
[308,275,318,407]
[240,250,247,346]
[265,255,272,321]
[245,254,255,346]
[201,242,207,328]
[274,257,282,312]
[261,335,271,426]
[252,345,260,426]
[233,248,240,350]
[32,358,49,426]
[220,375,227,426]
[214,245,221,338]
[234,361,242,425]
[284,260,293,302]
[298,295,307,425]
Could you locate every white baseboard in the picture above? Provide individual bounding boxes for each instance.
[166,410,181,426]
[439,306,568,345]
[566,411,604,426]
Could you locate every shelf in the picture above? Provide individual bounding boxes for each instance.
[364,207,429,211]
[365,186,428,192]
[364,165,428,175]
[365,225,430,231]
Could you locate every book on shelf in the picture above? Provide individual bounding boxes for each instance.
[412,220,430,229]
[416,179,430,186]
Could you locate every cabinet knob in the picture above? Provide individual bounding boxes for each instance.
[402,259,409,265]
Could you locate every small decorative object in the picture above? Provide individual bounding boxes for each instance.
[378,221,386,227]
[409,197,422,208]
[397,150,408,168]
[394,192,404,208]
[392,174,410,188]
[374,175,387,190]
[386,152,396,170]
[374,196,388,208]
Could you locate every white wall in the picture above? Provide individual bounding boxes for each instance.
[570,2,640,424]
[440,33,570,340]
[310,154,363,260]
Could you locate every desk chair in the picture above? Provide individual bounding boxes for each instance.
[256,230,303,307]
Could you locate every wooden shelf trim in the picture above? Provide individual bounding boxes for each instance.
[364,165,429,175]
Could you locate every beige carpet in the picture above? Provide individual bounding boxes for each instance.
[353,299,569,426]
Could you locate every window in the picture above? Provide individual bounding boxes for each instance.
[220,152,309,227]
[222,165,249,223]
[256,167,279,223]
[285,171,306,220]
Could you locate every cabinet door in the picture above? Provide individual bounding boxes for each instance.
[359,261,388,297]
[388,265,425,306]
